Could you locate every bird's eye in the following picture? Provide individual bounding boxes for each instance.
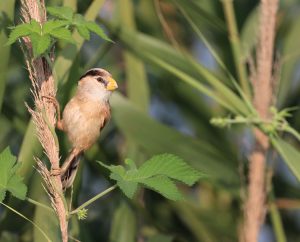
[97,77,106,85]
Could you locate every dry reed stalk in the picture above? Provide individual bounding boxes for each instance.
[20,0,68,241]
[242,0,278,241]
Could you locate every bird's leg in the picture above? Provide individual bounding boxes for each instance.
[42,95,64,131]
[51,148,81,177]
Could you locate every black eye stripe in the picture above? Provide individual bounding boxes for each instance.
[97,77,107,85]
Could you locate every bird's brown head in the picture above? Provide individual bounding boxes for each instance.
[79,68,118,91]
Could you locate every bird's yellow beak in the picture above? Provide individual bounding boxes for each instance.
[106,77,118,91]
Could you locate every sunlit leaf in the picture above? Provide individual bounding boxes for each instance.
[30,33,51,57]
[85,21,112,42]
[98,153,202,200]
[47,6,74,21]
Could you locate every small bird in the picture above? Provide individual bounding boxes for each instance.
[48,68,118,189]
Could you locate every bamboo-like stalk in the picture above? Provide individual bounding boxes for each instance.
[20,1,68,241]
[242,0,278,241]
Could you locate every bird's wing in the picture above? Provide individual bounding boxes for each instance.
[99,104,111,132]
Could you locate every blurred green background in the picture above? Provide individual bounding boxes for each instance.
[1,0,300,241]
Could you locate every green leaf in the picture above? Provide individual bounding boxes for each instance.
[278,14,300,106]
[110,173,138,198]
[98,153,202,200]
[85,21,111,42]
[53,0,106,85]
[6,20,41,46]
[271,137,300,182]
[138,154,202,186]
[112,28,251,116]
[76,25,90,40]
[0,147,27,202]
[170,0,225,32]
[72,13,85,25]
[42,20,70,34]
[6,22,32,45]
[30,33,51,57]
[29,19,41,34]
[47,6,74,21]
[141,176,183,200]
[49,27,74,43]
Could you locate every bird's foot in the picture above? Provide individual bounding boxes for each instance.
[41,95,64,131]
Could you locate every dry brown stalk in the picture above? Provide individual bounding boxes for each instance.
[242,0,278,242]
[20,0,68,241]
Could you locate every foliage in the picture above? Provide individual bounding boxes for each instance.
[99,154,203,200]
[6,6,110,57]
[0,147,27,202]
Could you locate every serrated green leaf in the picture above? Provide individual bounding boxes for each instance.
[0,147,27,202]
[125,158,137,170]
[6,22,32,45]
[99,153,202,200]
[73,13,85,25]
[47,6,74,21]
[141,176,183,201]
[138,154,203,186]
[6,175,27,200]
[76,25,90,40]
[30,33,51,57]
[111,173,138,198]
[29,19,41,34]
[42,20,70,34]
[85,21,111,42]
[49,27,74,43]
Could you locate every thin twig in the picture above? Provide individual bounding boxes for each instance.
[70,185,117,215]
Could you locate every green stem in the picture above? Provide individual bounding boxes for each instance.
[269,201,287,242]
[26,197,54,213]
[70,185,117,215]
[221,0,251,98]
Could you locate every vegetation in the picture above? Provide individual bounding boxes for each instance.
[1,0,300,242]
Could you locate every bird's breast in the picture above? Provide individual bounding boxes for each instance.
[62,97,110,150]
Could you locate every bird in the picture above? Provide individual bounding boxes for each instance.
[46,68,118,189]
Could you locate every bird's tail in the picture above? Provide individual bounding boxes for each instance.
[61,149,84,190]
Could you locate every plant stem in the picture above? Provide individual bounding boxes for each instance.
[222,0,251,98]
[26,197,54,212]
[70,185,117,215]
[269,201,287,242]
[242,0,279,241]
